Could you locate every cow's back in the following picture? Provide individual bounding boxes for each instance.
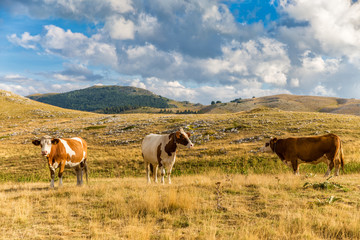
[142,134,166,163]
[57,137,87,163]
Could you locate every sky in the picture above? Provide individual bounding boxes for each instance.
[1,0,360,104]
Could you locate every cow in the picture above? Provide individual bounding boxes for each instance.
[32,135,88,187]
[141,128,194,184]
[260,134,344,176]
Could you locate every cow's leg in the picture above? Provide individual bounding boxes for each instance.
[154,164,159,183]
[334,165,340,176]
[80,166,83,185]
[325,153,335,177]
[83,159,88,184]
[75,167,81,186]
[333,155,341,176]
[334,159,340,176]
[325,161,335,177]
[49,168,55,188]
[324,166,331,177]
[58,161,66,187]
[167,164,174,184]
[160,166,165,184]
[145,162,151,184]
[291,159,300,175]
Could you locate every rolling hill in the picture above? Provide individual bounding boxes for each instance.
[202,94,360,116]
[27,85,173,113]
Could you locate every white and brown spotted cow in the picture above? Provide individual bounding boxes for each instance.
[32,135,88,187]
[142,128,193,184]
[261,134,344,176]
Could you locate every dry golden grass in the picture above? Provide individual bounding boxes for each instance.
[1,174,360,239]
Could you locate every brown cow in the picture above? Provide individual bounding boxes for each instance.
[32,135,88,187]
[261,134,344,176]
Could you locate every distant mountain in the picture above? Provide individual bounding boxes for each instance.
[28,86,171,113]
[26,86,360,116]
[201,94,360,116]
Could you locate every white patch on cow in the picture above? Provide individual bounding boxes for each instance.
[72,137,83,147]
[59,139,76,158]
[50,162,59,172]
[65,160,81,168]
[40,136,52,156]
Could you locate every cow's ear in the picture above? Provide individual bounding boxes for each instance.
[272,137,278,142]
[175,131,181,139]
[32,140,40,146]
[51,139,60,145]
[186,132,191,137]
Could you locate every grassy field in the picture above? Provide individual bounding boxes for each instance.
[1,90,360,239]
[1,174,360,239]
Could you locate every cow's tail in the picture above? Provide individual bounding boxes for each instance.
[339,140,345,173]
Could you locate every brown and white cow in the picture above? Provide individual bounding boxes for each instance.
[32,135,88,187]
[141,128,194,184]
[261,134,344,176]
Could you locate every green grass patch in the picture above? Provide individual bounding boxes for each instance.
[84,125,107,130]
[303,176,349,191]
[122,125,136,131]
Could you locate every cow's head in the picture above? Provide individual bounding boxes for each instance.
[32,135,60,156]
[175,128,194,148]
[260,137,277,153]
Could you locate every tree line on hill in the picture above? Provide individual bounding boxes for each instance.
[159,109,199,114]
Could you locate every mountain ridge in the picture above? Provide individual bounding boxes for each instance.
[11,86,360,116]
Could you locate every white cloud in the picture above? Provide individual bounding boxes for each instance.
[144,77,197,101]
[202,38,290,86]
[202,4,237,34]
[130,79,147,89]
[5,0,134,19]
[106,0,134,14]
[281,0,360,66]
[289,51,342,90]
[290,78,299,88]
[9,25,118,67]
[300,51,340,74]
[52,73,86,82]
[51,83,90,92]
[311,84,336,97]
[7,32,40,49]
[0,83,37,96]
[4,74,25,79]
[104,16,135,40]
[136,13,159,37]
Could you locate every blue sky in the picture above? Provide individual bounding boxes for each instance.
[1,0,360,104]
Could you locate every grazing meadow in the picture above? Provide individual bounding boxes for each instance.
[1,91,360,239]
